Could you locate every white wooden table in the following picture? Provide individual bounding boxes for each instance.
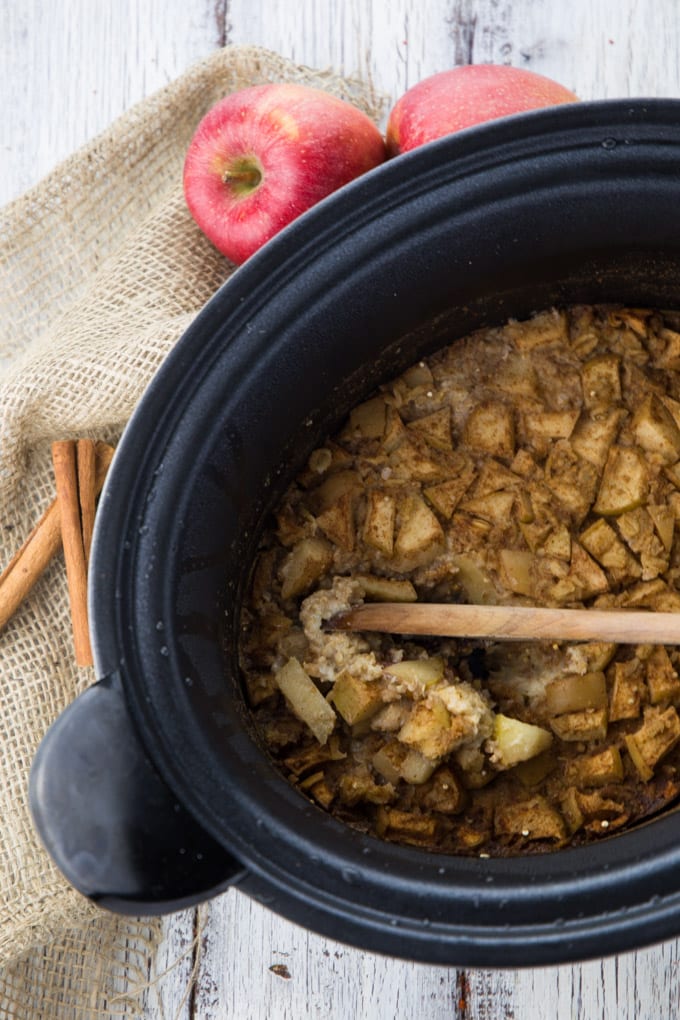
[4,2,680,1017]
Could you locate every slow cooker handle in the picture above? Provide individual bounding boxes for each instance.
[29,673,247,914]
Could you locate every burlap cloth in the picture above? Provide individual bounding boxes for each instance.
[0,45,383,1018]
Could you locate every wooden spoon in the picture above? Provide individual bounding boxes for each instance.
[331,602,680,645]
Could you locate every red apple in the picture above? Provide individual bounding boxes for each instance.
[183,83,386,264]
[386,65,579,156]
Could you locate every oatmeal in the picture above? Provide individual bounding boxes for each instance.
[239,305,680,855]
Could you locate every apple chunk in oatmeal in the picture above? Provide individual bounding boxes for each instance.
[239,305,680,856]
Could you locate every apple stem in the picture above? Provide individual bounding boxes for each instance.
[222,168,262,187]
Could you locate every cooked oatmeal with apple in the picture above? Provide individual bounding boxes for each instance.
[239,305,680,855]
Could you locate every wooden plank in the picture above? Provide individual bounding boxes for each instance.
[137,912,197,1020]
[192,888,462,1020]
[0,0,224,205]
[464,0,680,99]
[465,940,680,1020]
[226,0,458,116]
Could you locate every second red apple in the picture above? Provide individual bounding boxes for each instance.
[386,65,579,156]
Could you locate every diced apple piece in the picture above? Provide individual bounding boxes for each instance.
[382,407,408,453]
[298,769,325,790]
[519,515,553,553]
[311,469,362,513]
[580,517,641,582]
[329,670,384,725]
[655,327,680,371]
[400,749,439,785]
[577,642,618,672]
[544,671,607,715]
[581,354,621,412]
[393,493,445,567]
[499,548,535,597]
[338,766,395,806]
[401,361,434,388]
[549,707,608,742]
[669,491,680,522]
[646,646,680,705]
[506,309,568,350]
[362,490,396,555]
[617,578,680,610]
[576,790,628,831]
[354,574,417,602]
[283,736,346,776]
[490,713,553,769]
[388,436,448,482]
[493,353,540,399]
[316,491,355,551]
[372,741,408,784]
[624,733,654,781]
[471,458,523,496]
[610,667,644,723]
[542,525,571,561]
[422,767,466,813]
[279,536,333,600]
[407,407,453,450]
[615,507,668,581]
[511,448,539,478]
[451,554,499,604]
[523,408,580,442]
[550,542,609,602]
[560,786,585,833]
[424,472,475,519]
[346,395,387,439]
[370,701,411,733]
[384,656,445,689]
[463,400,515,462]
[565,746,624,788]
[593,445,649,516]
[275,657,336,744]
[648,504,675,553]
[375,806,439,844]
[625,705,680,779]
[632,394,680,464]
[570,408,625,470]
[307,777,335,808]
[544,440,599,521]
[460,489,516,525]
[494,795,567,843]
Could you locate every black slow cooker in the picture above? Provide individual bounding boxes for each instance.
[29,99,680,967]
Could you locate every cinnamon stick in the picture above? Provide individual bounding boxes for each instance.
[0,441,114,640]
[52,440,92,666]
[0,503,62,633]
[77,438,97,565]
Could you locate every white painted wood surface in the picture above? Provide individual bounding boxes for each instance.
[4,1,680,1017]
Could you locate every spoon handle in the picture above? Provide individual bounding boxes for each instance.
[332,602,680,645]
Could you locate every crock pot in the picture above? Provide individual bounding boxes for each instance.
[29,99,680,967]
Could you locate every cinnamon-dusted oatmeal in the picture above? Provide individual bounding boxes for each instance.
[239,305,680,856]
